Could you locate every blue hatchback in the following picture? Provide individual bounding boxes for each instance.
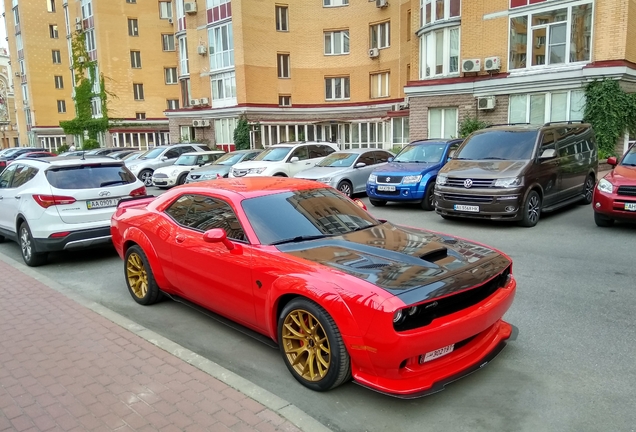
[366,139,463,210]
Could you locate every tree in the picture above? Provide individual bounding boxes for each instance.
[233,116,250,150]
[458,116,490,138]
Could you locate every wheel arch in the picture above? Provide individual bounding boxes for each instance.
[121,227,170,289]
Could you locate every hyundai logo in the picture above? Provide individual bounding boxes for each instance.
[98,190,111,197]
[463,179,473,188]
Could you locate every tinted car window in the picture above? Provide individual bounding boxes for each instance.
[289,146,309,161]
[11,165,38,188]
[45,164,137,189]
[373,151,392,163]
[242,188,380,245]
[184,195,246,241]
[165,194,194,225]
[357,152,376,166]
[308,145,334,158]
[317,152,358,167]
[195,145,212,151]
[395,142,447,163]
[164,149,181,159]
[0,164,17,188]
[456,131,538,161]
[243,151,260,161]
[254,147,292,162]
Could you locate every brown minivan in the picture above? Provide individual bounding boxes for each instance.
[434,122,598,227]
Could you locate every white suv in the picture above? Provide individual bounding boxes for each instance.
[0,157,146,266]
[152,150,225,188]
[229,142,338,178]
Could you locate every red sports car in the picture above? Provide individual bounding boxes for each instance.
[111,178,517,398]
[593,143,636,226]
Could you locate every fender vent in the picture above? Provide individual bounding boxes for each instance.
[420,247,448,262]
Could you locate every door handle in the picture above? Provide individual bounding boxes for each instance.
[14,196,21,199]
[175,235,185,243]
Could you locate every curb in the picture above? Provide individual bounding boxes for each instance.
[0,252,332,432]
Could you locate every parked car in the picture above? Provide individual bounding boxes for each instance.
[120,150,144,162]
[593,142,636,226]
[435,122,598,227]
[185,149,262,183]
[0,147,47,170]
[108,149,140,160]
[13,151,57,162]
[84,147,138,156]
[229,142,338,178]
[0,157,146,266]
[366,139,462,209]
[126,144,212,187]
[152,150,225,188]
[295,148,394,197]
[58,150,89,157]
[111,177,516,397]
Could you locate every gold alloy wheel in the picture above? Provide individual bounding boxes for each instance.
[282,309,331,382]
[126,252,149,299]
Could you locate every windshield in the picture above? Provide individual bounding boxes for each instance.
[253,147,292,162]
[123,152,142,161]
[456,130,538,161]
[175,155,200,165]
[46,164,136,189]
[317,153,358,167]
[138,147,165,159]
[2,148,22,157]
[621,146,636,166]
[394,142,447,163]
[242,188,380,245]
[213,152,245,165]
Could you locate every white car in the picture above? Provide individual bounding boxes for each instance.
[0,157,146,267]
[229,142,338,178]
[152,151,225,188]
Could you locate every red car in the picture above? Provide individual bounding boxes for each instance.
[593,143,636,226]
[111,178,517,398]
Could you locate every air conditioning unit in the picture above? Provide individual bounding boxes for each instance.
[199,97,209,105]
[197,45,207,55]
[368,47,380,58]
[76,56,85,63]
[477,96,496,111]
[192,119,210,127]
[184,2,197,13]
[189,98,201,106]
[168,18,174,24]
[461,58,481,73]
[75,23,82,31]
[14,72,20,77]
[484,56,501,71]
[376,0,388,8]
[75,17,82,24]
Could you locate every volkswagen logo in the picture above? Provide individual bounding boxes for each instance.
[99,190,112,197]
[386,177,391,182]
[463,179,473,188]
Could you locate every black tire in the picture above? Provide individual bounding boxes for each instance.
[139,169,154,187]
[278,298,351,392]
[519,190,542,227]
[177,173,188,185]
[369,199,386,207]
[581,175,595,205]
[594,212,614,227]
[420,182,436,211]
[0,235,5,243]
[19,222,47,267]
[337,180,353,197]
[124,245,161,305]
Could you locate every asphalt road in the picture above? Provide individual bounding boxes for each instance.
[1,190,635,432]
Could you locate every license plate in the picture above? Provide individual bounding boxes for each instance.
[87,198,121,210]
[454,204,480,212]
[419,344,455,364]
[377,185,396,192]
[625,203,636,211]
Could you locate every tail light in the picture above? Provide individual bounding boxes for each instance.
[129,186,146,197]
[0,161,6,168]
[33,195,77,208]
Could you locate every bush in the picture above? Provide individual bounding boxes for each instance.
[233,116,250,150]
[55,144,70,155]
[458,116,491,138]
[82,138,100,150]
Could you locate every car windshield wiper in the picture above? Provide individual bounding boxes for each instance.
[481,157,507,160]
[270,234,333,246]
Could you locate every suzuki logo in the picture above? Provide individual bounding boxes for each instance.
[386,177,391,182]
[98,190,111,197]
[463,179,473,188]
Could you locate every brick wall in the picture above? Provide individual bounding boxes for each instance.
[169,117,216,146]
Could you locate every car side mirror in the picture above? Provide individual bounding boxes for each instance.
[607,156,618,167]
[161,156,168,161]
[202,228,235,250]
[539,148,556,159]
[387,157,394,162]
[289,156,299,163]
[355,162,366,168]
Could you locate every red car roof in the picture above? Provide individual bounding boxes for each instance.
[181,177,324,199]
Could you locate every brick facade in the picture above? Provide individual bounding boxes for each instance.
[169,117,216,146]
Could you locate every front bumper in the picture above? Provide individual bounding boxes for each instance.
[152,175,178,187]
[366,183,425,201]
[435,186,523,220]
[32,226,113,253]
[593,189,636,220]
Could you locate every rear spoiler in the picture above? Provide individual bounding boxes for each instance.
[117,195,156,209]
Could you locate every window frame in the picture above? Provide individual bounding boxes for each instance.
[323,0,348,7]
[428,107,458,139]
[275,5,288,31]
[370,71,390,99]
[278,95,291,107]
[324,30,350,56]
[208,22,234,71]
[52,50,61,64]
[419,25,460,79]
[130,50,142,68]
[57,99,66,113]
[47,0,56,13]
[162,34,176,51]
[54,75,64,89]
[165,67,178,84]
[49,24,59,39]
[277,53,290,78]
[508,90,586,124]
[370,21,390,49]
[420,0,461,27]
[167,99,180,110]
[325,76,350,101]
[128,18,139,36]
[133,83,145,101]
[211,71,237,101]
[159,1,173,19]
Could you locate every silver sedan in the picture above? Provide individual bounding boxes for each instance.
[294,148,394,197]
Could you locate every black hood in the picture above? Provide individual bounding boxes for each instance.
[277,222,510,303]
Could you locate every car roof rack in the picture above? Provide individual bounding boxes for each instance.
[543,120,585,126]
[485,123,531,128]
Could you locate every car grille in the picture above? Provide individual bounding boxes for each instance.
[443,193,494,203]
[233,169,248,177]
[617,185,636,197]
[153,173,168,178]
[377,175,403,184]
[447,178,495,188]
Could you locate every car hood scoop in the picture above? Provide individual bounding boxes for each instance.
[276,222,511,301]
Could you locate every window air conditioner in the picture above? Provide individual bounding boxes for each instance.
[75,23,82,31]
[14,72,20,77]
[197,45,207,55]
[190,98,201,106]
[168,18,174,24]
[184,2,197,13]
[461,58,481,73]
[76,56,85,63]
[199,97,209,105]
[368,47,379,58]
[376,0,388,8]
[477,96,496,110]
[484,56,501,71]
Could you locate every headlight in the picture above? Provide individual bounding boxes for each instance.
[317,177,332,183]
[436,174,447,186]
[597,178,613,193]
[247,167,267,174]
[170,169,180,176]
[402,175,422,184]
[368,174,377,183]
[494,177,523,188]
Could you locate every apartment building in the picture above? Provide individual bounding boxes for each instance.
[0,48,18,148]
[406,0,636,153]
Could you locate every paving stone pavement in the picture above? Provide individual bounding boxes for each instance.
[0,258,319,432]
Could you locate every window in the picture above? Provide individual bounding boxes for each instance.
[133,83,144,100]
[392,117,410,145]
[276,5,288,31]
[508,2,592,70]
[57,100,66,113]
[214,118,238,144]
[0,165,17,188]
[47,0,56,12]
[324,0,348,6]
[49,25,58,38]
[407,10,411,41]
[159,2,173,19]
[325,77,350,100]
[279,95,291,106]
[420,0,461,27]
[208,23,234,70]
[428,108,457,138]
[128,18,138,36]
[509,90,586,124]
[167,195,246,241]
[85,30,96,52]
[308,145,335,158]
[277,53,290,78]
[324,30,350,55]
[136,112,146,120]
[165,67,178,84]
[370,72,389,98]
[46,164,136,189]
[54,75,64,89]
[162,34,176,51]
[167,99,180,110]
[420,26,459,78]
[211,71,236,100]
[130,50,142,68]
[370,22,390,49]
[179,36,189,75]
[180,78,191,106]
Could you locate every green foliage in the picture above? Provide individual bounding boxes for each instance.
[233,116,251,150]
[55,144,70,155]
[584,78,636,159]
[458,116,491,138]
[82,139,100,150]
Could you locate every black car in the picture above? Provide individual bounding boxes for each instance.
[0,147,46,169]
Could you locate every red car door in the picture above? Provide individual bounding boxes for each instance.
[164,194,257,327]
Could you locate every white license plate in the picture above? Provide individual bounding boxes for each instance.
[625,203,636,211]
[377,185,396,192]
[419,344,455,364]
[454,204,480,212]
[87,198,121,210]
